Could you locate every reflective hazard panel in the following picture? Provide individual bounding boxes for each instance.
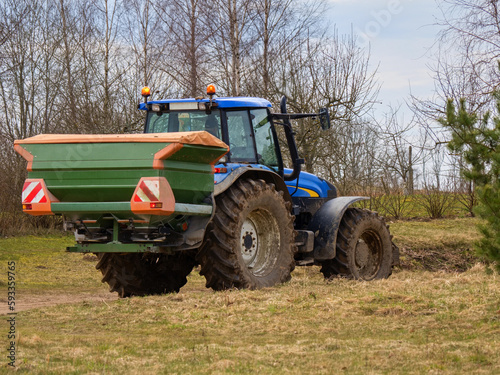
[21,179,57,215]
[22,181,48,204]
[133,179,161,203]
[130,177,175,215]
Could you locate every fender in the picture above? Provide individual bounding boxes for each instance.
[308,196,369,261]
[214,166,292,204]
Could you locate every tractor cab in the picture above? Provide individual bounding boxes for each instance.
[140,85,331,184]
[142,100,281,170]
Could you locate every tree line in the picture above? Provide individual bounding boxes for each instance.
[414,0,500,270]
[0,0,405,231]
[0,0,493,243]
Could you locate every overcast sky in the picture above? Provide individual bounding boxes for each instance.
[328,0,442,120]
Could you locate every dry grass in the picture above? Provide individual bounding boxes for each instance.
[8,266,500,374]
[1,218,499,374]
[390,218,480,251]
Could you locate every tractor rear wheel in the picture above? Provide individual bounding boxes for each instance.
[320,208,394,280]
[96,251,196,297]
[197,179,296,290]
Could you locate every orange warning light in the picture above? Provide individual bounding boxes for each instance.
[207,85,216,96]
[141,86,151,97]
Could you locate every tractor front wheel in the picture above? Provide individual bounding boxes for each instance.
[320,208,394,280]
[197,179,296,290]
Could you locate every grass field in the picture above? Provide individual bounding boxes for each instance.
[1,218,499,374]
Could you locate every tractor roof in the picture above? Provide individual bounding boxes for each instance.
[138,97,272,110]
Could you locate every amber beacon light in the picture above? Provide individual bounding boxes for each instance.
[141,86,151,98]
[207,85,216,96]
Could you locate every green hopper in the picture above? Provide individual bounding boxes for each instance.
[15,132,229,253]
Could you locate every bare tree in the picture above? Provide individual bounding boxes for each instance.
[153,0,211,97]
[122,0,174,130]
[248,0,326,98]
[412,0,500,131]
[374,106,430,195]
[316,120,383,196]
[125,0,161,87]
[270,31,379,178]
[0,0,62,140]
[0,0,386,231]
[0,0,62,230]
[92,0,126,132]
[207,0,256,96]
[58,0,81,132]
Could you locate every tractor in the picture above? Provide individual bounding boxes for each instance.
[15,85,398,297]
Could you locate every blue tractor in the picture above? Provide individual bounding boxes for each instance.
[135,85,399,291]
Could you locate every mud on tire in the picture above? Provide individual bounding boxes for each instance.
[96,251,196,298]
[320,208,395,280]
[197,179,296,290]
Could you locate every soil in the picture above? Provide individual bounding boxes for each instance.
[398,246,482,272]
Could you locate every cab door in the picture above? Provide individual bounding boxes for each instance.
[223,108,282,171]
[224,110,258,163]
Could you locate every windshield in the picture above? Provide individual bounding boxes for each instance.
[145,110,221,138]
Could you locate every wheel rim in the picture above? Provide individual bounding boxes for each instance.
[240,218,259,265]
[239,208,280,277]
[354,230,383,280]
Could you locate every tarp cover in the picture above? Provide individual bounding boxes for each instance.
[15,131,228,150]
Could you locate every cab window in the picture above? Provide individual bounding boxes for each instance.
[226,110,257,162]
[250,109,278,167]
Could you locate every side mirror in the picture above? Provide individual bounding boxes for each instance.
[319,108,331,130]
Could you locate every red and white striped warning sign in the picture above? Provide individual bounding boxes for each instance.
[22,181,47,204]
[130,177,175,215]
[133,179,160,202]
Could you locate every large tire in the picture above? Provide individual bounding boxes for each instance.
[96,251,196,297]
[197,179,296,290]
[320,208,394,280]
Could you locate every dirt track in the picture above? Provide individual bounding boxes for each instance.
[0,291,118,314]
